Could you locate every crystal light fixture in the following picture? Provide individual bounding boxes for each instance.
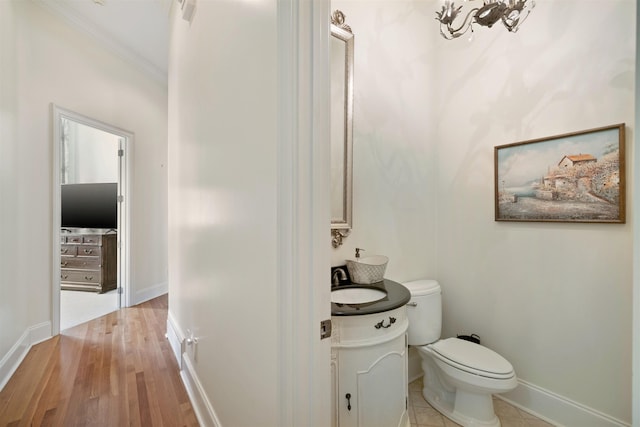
[436,0,535,40]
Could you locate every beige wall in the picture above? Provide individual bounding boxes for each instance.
[0,0,168,366]
[332,0,634,424]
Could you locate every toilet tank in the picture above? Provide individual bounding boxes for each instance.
[403,279,441,346]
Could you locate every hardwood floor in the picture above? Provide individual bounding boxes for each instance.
[0,295,199,427]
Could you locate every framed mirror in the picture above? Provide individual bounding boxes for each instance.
[330,10,354,248]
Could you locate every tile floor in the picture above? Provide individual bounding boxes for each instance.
[408,377,556,427]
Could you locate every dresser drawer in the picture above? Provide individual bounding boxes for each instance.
[61,246,77,256]
[61,257,101,270]
[82,235,103,245]
[76,246,102,257]
[66,235,84,244]
[61,270,102,285]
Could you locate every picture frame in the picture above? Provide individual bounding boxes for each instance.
[494,124,626,223]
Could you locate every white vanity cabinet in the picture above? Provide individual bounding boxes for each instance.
[331,305,409,427]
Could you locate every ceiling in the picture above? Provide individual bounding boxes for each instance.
[36,0,171,82]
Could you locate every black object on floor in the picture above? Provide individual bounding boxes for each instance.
[457,334,480,344]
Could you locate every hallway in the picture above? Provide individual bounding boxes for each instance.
[0,295,198,426]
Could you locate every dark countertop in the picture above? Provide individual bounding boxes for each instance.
[331,279,411,316]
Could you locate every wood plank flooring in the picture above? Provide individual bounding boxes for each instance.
[0,294,199,427]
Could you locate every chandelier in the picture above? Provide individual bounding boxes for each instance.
[435,0,535,40]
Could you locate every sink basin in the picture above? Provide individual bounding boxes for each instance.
[346,255,389,284]
[331,287,387,304]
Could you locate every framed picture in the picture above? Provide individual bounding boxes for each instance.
[494,124,626,223]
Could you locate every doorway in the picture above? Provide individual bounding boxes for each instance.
[52,105,131,334]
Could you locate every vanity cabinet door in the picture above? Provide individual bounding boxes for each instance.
[337,332,408,427]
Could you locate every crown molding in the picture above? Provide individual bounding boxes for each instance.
[33,0,168,85]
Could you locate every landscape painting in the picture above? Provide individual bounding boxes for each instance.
[495,124,625,223]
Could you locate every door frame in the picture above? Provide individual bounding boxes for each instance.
[51,104,132,335]
[634,5,640,425]
[276,0,331,424]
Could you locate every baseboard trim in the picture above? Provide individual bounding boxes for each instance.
[181,354,222,427]
[499,378,630,427]
[0,331,30,392]
[0,321,52,391]
[166,311,184,369]
[133,281,168,306]
[167,312,222,427]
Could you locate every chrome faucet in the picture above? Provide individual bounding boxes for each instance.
[332,268,347,286]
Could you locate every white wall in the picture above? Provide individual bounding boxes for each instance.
[0,0,29,378]
[434,1,634,423]
[168,0,334,424]
[332,0,634,424]
[167,1,281,425]
[0,0,168,375]
[330,0,439,283]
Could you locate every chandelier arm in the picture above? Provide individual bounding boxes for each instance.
[503,7,533,32]
[440,24,468,40]
[443,7,479,36]
[436,0,534,39]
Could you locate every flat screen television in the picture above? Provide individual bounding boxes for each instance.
[61,182,118,230]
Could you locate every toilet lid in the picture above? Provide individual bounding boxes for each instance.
[402,279,440,296]
[430,338,514,379]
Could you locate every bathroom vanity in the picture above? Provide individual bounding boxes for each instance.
[331,279,411,427]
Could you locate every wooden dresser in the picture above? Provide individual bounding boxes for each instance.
[60,232,117,293]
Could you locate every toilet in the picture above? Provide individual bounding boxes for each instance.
[403,279,517,427]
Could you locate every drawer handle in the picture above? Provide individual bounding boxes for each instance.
[61,261,68,266]
[84,276,94,281]
[61,249,68,254]
[374,317,396,329]
[345,393,352,411]
[61,274,68,279]
[83,249,93,254]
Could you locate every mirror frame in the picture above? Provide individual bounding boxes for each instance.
[330,10,354,248]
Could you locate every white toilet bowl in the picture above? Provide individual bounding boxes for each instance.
[416,338,517,427]
[403,279,517,427]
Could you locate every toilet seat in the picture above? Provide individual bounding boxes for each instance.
[428,338,515,380]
